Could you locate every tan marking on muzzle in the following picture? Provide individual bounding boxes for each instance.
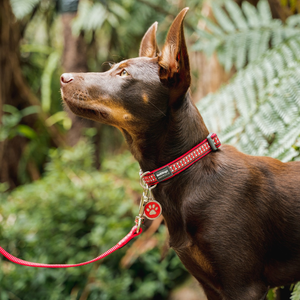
[101,102,133,125]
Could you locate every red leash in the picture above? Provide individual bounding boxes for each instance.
[0,225,142,268]
[0,133,220,269]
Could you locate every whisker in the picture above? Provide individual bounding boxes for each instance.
[148,101,166,117]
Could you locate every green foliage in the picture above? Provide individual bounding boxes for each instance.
[292,283,300,300]
[72,1,130,35]
[41,51,61,112]
[10,0,41,19]
[45,111,72,130]
[194,0,300,71]
[21,44,61,107]
[196,1,300,162]
[0,105,40,141]
[0,141,188,299]
[0,105,53,184]
[267,289,276,300]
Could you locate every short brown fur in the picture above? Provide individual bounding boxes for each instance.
[61,8,300,300]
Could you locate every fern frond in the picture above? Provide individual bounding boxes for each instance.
[10,0,41,19]
[287,14,300,27]
[235,32,247,69]
[241,1,261,28]
[211,1,236,33]
[224,1,248,30]
[193,0,300,71]
[197,36,300,161]
[257,0,272,25]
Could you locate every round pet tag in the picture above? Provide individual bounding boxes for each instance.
[144,200,162,220]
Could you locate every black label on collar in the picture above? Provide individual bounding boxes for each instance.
[154,166,172,182]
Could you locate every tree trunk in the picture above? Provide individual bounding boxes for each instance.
[0,0,39,189]
[61,12,103,168]
[190,2,234,103]
[0,0,65,189]
[61,12,94,147]
[276,286,292,300]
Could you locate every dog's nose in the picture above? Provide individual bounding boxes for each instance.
[60,73,74,85]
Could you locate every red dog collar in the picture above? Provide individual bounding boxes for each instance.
[142,133,221,186]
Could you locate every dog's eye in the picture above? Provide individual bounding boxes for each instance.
[120,69,129,77]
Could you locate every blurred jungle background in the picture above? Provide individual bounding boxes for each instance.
[1,0,300,299]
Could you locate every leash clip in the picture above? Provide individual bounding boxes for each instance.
[135,171,157,233]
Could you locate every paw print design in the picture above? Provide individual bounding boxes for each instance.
[144,201,162,220]
[147,204,158,215]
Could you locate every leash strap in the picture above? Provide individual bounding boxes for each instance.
[142,133,221,186]
[0,225,142,268]
[0,133,221,268]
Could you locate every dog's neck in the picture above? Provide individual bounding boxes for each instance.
[124,91,209,173]
[122,92,210,246]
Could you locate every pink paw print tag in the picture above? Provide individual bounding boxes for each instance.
[144,201,162,220]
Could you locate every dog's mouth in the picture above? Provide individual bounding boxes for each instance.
[61,86,133,128]
[62,93,110,121]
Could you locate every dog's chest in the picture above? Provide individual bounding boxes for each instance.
[173,244,214,278]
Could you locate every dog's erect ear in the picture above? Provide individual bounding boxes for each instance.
[139,22,160,58]
[158,8,190,102]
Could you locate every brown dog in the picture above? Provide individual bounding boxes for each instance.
[60,8,300,300]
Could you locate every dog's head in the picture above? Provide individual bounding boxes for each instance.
[60,8,190,137]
